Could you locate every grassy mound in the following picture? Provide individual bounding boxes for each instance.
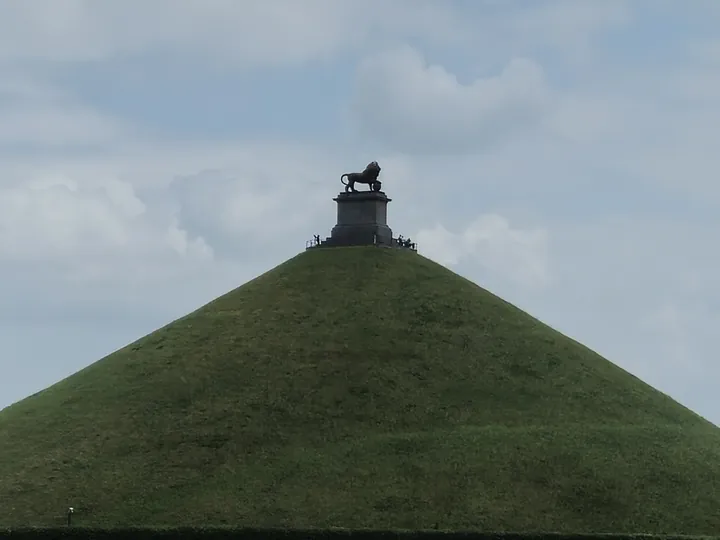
[1,246,720,532]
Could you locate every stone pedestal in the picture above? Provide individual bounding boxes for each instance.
[325,191,393,247]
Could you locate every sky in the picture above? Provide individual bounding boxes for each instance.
[2,0,720,424]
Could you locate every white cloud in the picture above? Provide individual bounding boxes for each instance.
[0,104,129,147]
[0,172,212,282]
[504,0,630,53]
[0,70,131,148]
[165,147,354,255]
[0,1,473,68]
[0,1,628,69]
[351,46,550,154]
[686,38,720,65]
[0,73,69,102]
[638,304,690,366]
[542,94,637,144]
[417,214,550,289]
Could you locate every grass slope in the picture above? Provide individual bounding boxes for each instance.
[1,247,720,533]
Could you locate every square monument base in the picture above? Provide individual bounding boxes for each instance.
[327,223,393,247]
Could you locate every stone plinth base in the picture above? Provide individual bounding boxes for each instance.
[325,190,393,247]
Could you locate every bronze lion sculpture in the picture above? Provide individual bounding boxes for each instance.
[340,161,381,193]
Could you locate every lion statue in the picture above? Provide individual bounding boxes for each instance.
[340,161,381,193]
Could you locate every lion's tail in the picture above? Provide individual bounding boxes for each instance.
[340,174,349,185]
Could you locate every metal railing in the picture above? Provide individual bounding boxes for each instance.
[394,235,418,251]
[305,236,417,252]
[306,239,322,249]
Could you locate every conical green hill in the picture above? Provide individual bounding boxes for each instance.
[2,246,720,533]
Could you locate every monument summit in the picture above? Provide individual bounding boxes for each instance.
[308,160,415,250]
[1,163,720,532]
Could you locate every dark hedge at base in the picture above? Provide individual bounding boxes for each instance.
[0,529,718,540]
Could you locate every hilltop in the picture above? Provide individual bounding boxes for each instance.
[1,246,720,533]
